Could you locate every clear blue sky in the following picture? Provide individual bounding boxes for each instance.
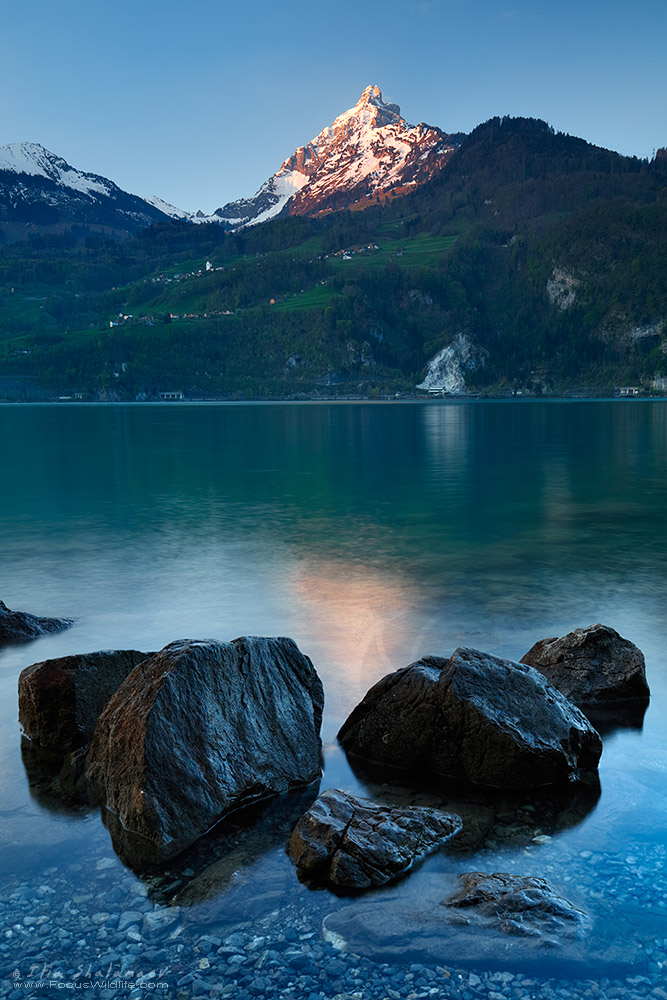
[2,0,665,213]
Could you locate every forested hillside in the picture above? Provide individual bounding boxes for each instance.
[0,118,665,399]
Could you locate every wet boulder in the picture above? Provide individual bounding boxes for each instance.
[83,637,324,863]
[18,649,154,750]
[288,788,461,890]
[520,624,649,706]
[0,598,73,645]
[338,647,602,788]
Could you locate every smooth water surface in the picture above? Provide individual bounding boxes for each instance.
[1,401,667,996]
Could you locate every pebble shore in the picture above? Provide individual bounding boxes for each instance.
[2,837,666,1000]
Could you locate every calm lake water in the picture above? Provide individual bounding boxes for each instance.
[1,401,667,996]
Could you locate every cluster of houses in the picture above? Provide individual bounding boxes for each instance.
[318,243,381,261]
[106,260,232,328]
[109,313,141,328]
[150,261,225,287]
[110,308,234,328]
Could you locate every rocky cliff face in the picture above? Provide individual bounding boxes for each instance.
[214,85,461,227]
[417,333,484,395]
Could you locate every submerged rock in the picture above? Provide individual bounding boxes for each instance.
[83,637,324,864]
[322,871,613,973]
[0,598,73,645]
[443,871,589,940]
[338,647,602,788]
[520,623,650,706]
[288,788,461,890]
[19,649,154,750]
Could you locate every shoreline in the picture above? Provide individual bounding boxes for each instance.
[1,395,667,406]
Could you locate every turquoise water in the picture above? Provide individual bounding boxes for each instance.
[1,401,667,992]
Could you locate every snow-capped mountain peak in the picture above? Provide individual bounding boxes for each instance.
[213,85,461,228]
[0,87,461,238]
[0,141,173,238]
[329,84,404,133]
[0,142,113,197]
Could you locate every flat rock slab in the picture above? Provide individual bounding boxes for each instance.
[338,647,602,789]
[288,788,461,890]
[0,598,73,645]
[83,636,324,865]
[322,871,643,974]
[19,649,154,750]
[521,623,650,706]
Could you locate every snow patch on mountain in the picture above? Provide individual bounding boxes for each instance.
[142,194,191,220]
[215,169,309,228]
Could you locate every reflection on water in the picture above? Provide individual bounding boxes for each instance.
[20,739,91,817]
[343,754,602,853]
[106,781,322,892]
[290,560,424,702]
[582,699,649,736]
[2,401,667,985]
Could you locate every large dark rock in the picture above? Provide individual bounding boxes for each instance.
[520,624,650,706]
[0,598,73,645]
[83,637,324,864]
[338,647,602,788]
[288,788,461,890]
[18,649,153,750]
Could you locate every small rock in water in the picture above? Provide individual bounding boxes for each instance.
[142,908,181,938]
[444,872,590,940]
[118,910,144,932]
[0,598,74,644]
[289,788,461,890]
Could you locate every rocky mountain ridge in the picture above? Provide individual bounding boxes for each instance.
[213,85,462,226]
[0,142,170,240]
[0,87,461,239]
